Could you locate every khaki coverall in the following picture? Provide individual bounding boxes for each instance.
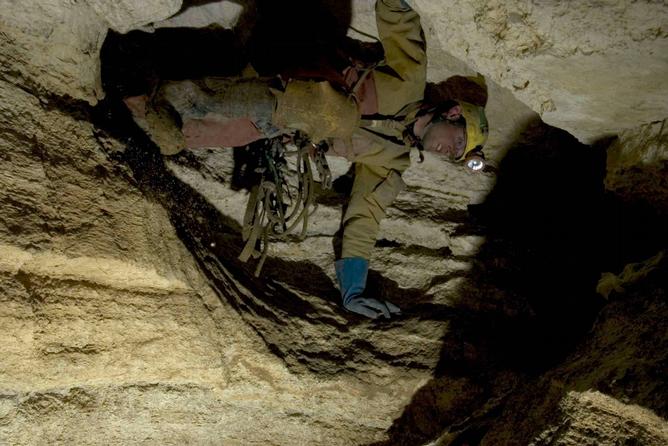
[124,0,427,262]
[338,0,426,259]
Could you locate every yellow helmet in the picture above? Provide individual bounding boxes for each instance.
[456,100,489,162]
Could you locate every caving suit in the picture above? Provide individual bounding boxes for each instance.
[125,0,428,263]
[324,0,427,260]
[272,0,429,318]
[124,0,428,269]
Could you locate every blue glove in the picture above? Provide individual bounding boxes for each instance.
[383,0,413,10]
[335,257,401,319]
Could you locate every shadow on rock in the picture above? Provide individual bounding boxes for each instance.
[93,95,448,378]
[369,121,668,445]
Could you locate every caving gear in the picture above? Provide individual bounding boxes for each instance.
[421,99,489,166]
[272,79,360,143]
[239,133,327,276]
[464,150,486,172]
[457,101,489,162]
[340,166,407,260]
[334,0,425,260]
[335,257,401,319]
[355,122,423,164]
[311,140,333,189]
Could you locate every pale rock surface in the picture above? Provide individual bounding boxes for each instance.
[88,0,182,34]
[0,0,182,103]
[144,1,245,31]
[1,0,668,445]
[0,75,430,445]
[411,0,668,143]
[535,390,668,445]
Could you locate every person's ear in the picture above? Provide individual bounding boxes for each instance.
[446,105,462,120]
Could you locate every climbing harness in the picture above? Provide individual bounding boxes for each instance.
[238,133,331,276]
[312,140,332,190]
[359,107,426,162]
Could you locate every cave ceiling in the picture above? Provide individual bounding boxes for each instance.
[0,1,667,445]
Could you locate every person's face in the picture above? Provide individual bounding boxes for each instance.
[422,121,466,160]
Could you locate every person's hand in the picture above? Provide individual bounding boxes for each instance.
[344,296,401,319]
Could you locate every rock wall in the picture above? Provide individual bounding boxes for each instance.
[0,2,429,442]
[1,0,667,445]
[412,0,668,144]
[605,119,668,216]
[478,258,668,446]
[0,0,181,103]
[0,53,422,446]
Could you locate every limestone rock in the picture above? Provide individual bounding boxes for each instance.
[0,0,182,103]
[605,119,668,215]
[412,0,668,143]
[478,259,668,446]
[533,390,668,446]
[88,0,182,34]
[145,1,245,31]
[2,0,668,445]
[0,0,107,103]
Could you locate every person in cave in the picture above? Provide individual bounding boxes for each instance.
[123,0,489,320]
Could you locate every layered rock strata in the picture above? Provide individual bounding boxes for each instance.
[1,1,667,445]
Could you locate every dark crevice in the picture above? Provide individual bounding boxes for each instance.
[371,121,668,446]
[375,238,454,258]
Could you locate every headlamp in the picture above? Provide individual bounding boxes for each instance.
[464,152,485,172]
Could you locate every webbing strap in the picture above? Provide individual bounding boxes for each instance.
[239,184,265,263]
[350,63,377,99]
[238,137,318,277]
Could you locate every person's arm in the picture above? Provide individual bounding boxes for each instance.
[340,163,406,259]
[373,0,427,114]
[376,0,426,82]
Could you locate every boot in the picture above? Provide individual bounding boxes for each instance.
[335,257,401,319]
